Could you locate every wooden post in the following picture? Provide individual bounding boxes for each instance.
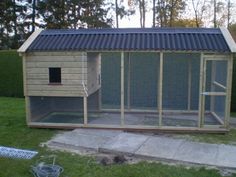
[198,53,204,128]
[127,53,131,110]
[187,58,192,110]
[210,61,216,112]
[25,96,31,125]
[121,52,125,126]
[22,54,31,124]
[225,55,233,128]
[98,88,102,111]
[158,52,163,127]
[84,96,88,125]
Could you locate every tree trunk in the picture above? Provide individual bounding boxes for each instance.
[153,0,155,27]
[142,0,145,28]
[32,0,36,32]
[115,0,119,28]
[227,0,230,28]
[13,0,17,36]
[213,0,217,28]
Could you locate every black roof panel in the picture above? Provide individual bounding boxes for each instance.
[27,28,230,52]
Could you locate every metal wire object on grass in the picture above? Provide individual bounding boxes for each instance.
[30,155,63,177]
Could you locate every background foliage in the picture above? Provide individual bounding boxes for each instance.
[0,50,23,97]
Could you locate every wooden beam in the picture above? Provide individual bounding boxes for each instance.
[198,53,204,128]
[98,88,102,111]
[121,52,125,126]
[158,52,163,127]
[17,29,43,53]
[187,59,192,110]
[28,122,229,133]
[25,96,31,125]
[211,111,224,125]
[213,81,226,90]
[22,54,27,96]
[202,92,226,96]
[84,96,88,125]
[220,27,236,53]
[127,53,131,110]
[210,61,216,112]
[225,55,233,128]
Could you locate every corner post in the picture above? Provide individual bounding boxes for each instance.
[198,53,205,128]
[158,52,163,127]
[225,55,233,128]
[22,54,31,125]
[121,52,125,126]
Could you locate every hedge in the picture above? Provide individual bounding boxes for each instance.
[0,50,236,111]
[0,50,23,97]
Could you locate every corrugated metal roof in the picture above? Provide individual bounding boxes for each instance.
[27,28,230,52]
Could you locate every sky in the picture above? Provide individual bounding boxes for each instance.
[115,0,236,28]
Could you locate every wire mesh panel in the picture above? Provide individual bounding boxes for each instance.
[101,53,121,110]
[30,96,84,124]
[88,52,121,126]
[124,52,159,126]
[203,59,228,126]
[162,53,200,127]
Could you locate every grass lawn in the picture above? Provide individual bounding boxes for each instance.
[231,112,236,117]
[0,97,236,177]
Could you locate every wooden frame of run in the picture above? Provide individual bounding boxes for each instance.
[22,50,233,133]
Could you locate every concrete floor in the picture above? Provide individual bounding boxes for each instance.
[37,111,221,127]
[47,128,236,169]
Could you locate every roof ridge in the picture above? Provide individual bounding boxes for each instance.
[40,28,221,36]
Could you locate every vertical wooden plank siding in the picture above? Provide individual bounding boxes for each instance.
[198,53,204,128]
[121,52,125,126]
[158,52,163,127]
[187,59,192,110]
[225,55,233,128]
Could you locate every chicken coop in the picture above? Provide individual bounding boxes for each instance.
[18,28,236,132]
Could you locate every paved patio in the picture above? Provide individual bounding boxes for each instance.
[47,128,236,169]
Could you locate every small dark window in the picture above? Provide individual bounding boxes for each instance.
[49,68,61,83]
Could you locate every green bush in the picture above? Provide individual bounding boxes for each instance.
[0,50,23,97]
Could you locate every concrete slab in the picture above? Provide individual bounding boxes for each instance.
[216,144,236,168]
[100,132,149,155]
[48,129,118,151]
[135,136,185,160]
[46,128,236,169]
[173,141,219,165]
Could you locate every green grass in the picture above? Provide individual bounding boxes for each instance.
[231,112,236,117]
[175,129,236,145]
[0,97,236,177]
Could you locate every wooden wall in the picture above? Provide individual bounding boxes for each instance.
[24,52,100,97]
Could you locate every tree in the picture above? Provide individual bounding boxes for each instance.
[191,0,207,27]
[0,0,26,49]
[113,0,134,28]
[37,0,113,29]
[153,0,156,27]
[128,0,147,28]
[155,0,186,27]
